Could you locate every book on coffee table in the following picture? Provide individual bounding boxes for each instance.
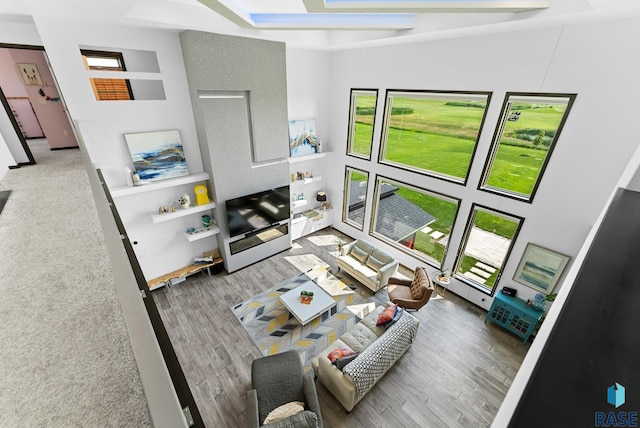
[316,275,355,297]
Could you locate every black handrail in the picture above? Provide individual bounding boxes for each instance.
[96,169,204,427]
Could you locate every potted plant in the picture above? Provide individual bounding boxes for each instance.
[336,238,346,255]
[436,267,451,285]
[300,290,314,304]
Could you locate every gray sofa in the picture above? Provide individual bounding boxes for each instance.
[311,305,419,411]
[337,239,398,293]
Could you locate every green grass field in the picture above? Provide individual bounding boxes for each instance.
[350,94,377,157]
[353,98,567,193]
[348,96,564,271]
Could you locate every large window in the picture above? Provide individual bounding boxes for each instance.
[347,89,378,159]
[342,167,370,230]
[370,176,459,266]
[480,93,576,201]
[379,90,491,183]
[454,205,523,294]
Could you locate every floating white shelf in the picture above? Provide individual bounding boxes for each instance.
[292,199,308,209]
[184,225,221,242]
[290,176,322,186]
[150,202,216,223]
[287,152,331,164]
[110,172,209,198]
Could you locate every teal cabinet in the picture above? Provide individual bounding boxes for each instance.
[485,292,544,344]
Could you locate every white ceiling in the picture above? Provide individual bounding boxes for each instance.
[2,0,640,49]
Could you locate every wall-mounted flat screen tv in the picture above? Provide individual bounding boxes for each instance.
[225,185,290,238]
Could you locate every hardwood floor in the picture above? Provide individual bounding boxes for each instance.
[152,229,528,427]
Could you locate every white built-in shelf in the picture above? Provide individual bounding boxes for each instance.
[110,172,209,198]
[287,152,331,164]
[292,199,308,209]
[184,225,221,242]
[151,202,216,223]
[291,215,307,225]
[290,176,322,186]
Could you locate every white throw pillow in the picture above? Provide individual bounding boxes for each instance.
[263,401,305,425]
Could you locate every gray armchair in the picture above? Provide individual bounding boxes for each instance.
[247,350,323,428]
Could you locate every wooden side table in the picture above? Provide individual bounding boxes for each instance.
[433,275,451,296]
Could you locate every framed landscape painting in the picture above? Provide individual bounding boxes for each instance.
[513,243,570,294]
[289,119,318,157]
[125,129,188,184]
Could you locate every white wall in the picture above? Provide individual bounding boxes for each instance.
[29,17,207,280]
[325,17,640,309]
[286,47,332,147]
[285,48,339,217]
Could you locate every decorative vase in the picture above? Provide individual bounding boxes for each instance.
[180,202,190,209]
[531,294,547,312]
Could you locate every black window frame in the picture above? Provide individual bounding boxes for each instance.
[346,88,378,161]
[81,49,134,100]
[369,174,461,269]
[453,203,524,296]
[378,89,492,186]
[478,92,577,203]
[342,165,370,231]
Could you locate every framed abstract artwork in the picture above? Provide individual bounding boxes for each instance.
[124,129,188,184]
[513,243,570,294]
[288,119,318,157]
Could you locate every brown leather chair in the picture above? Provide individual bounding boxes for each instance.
[386,267,434,310]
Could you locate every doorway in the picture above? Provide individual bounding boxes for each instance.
[0,43,78,167]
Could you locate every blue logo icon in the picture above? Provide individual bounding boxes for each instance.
[596,383,637,427]
[609,383,626,409]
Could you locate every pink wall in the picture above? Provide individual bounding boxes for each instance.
[1,48,77,149]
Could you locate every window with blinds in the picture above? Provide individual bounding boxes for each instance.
[81,50,134,101]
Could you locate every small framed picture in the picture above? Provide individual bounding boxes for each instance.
[513,243,570,294]
[18,63,43,85]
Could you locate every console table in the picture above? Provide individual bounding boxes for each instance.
[485,292,544,344]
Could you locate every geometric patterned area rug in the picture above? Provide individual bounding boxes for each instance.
[231,271,369,370]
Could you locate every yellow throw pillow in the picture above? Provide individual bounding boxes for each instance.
[263,401,305,425]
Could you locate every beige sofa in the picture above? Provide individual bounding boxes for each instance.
[311,305,419,412]
[337,239,398,293]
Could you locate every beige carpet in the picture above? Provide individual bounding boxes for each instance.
[0,140,151,426]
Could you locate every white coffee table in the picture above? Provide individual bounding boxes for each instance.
[279,280,336,325]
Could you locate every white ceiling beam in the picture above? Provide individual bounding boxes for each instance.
[304,0,550,13]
